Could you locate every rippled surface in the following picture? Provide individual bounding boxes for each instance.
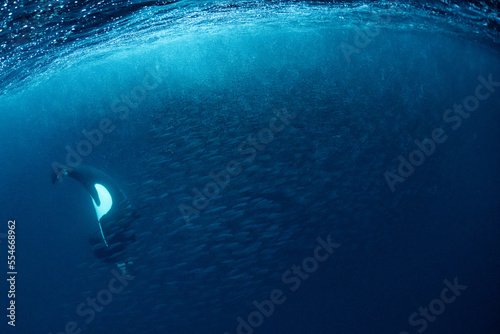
[1,0,499,92]
[1,1,499,334]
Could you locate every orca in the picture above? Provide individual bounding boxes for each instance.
[51,165,136,269]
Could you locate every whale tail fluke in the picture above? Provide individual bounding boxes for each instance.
[51,167,70,184]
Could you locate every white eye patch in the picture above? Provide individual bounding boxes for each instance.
[91,184,113,221]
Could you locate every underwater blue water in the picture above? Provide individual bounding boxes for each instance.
[1,0,500,333]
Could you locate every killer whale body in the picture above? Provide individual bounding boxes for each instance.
[51,165,136,264]
[51,165,126,206]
